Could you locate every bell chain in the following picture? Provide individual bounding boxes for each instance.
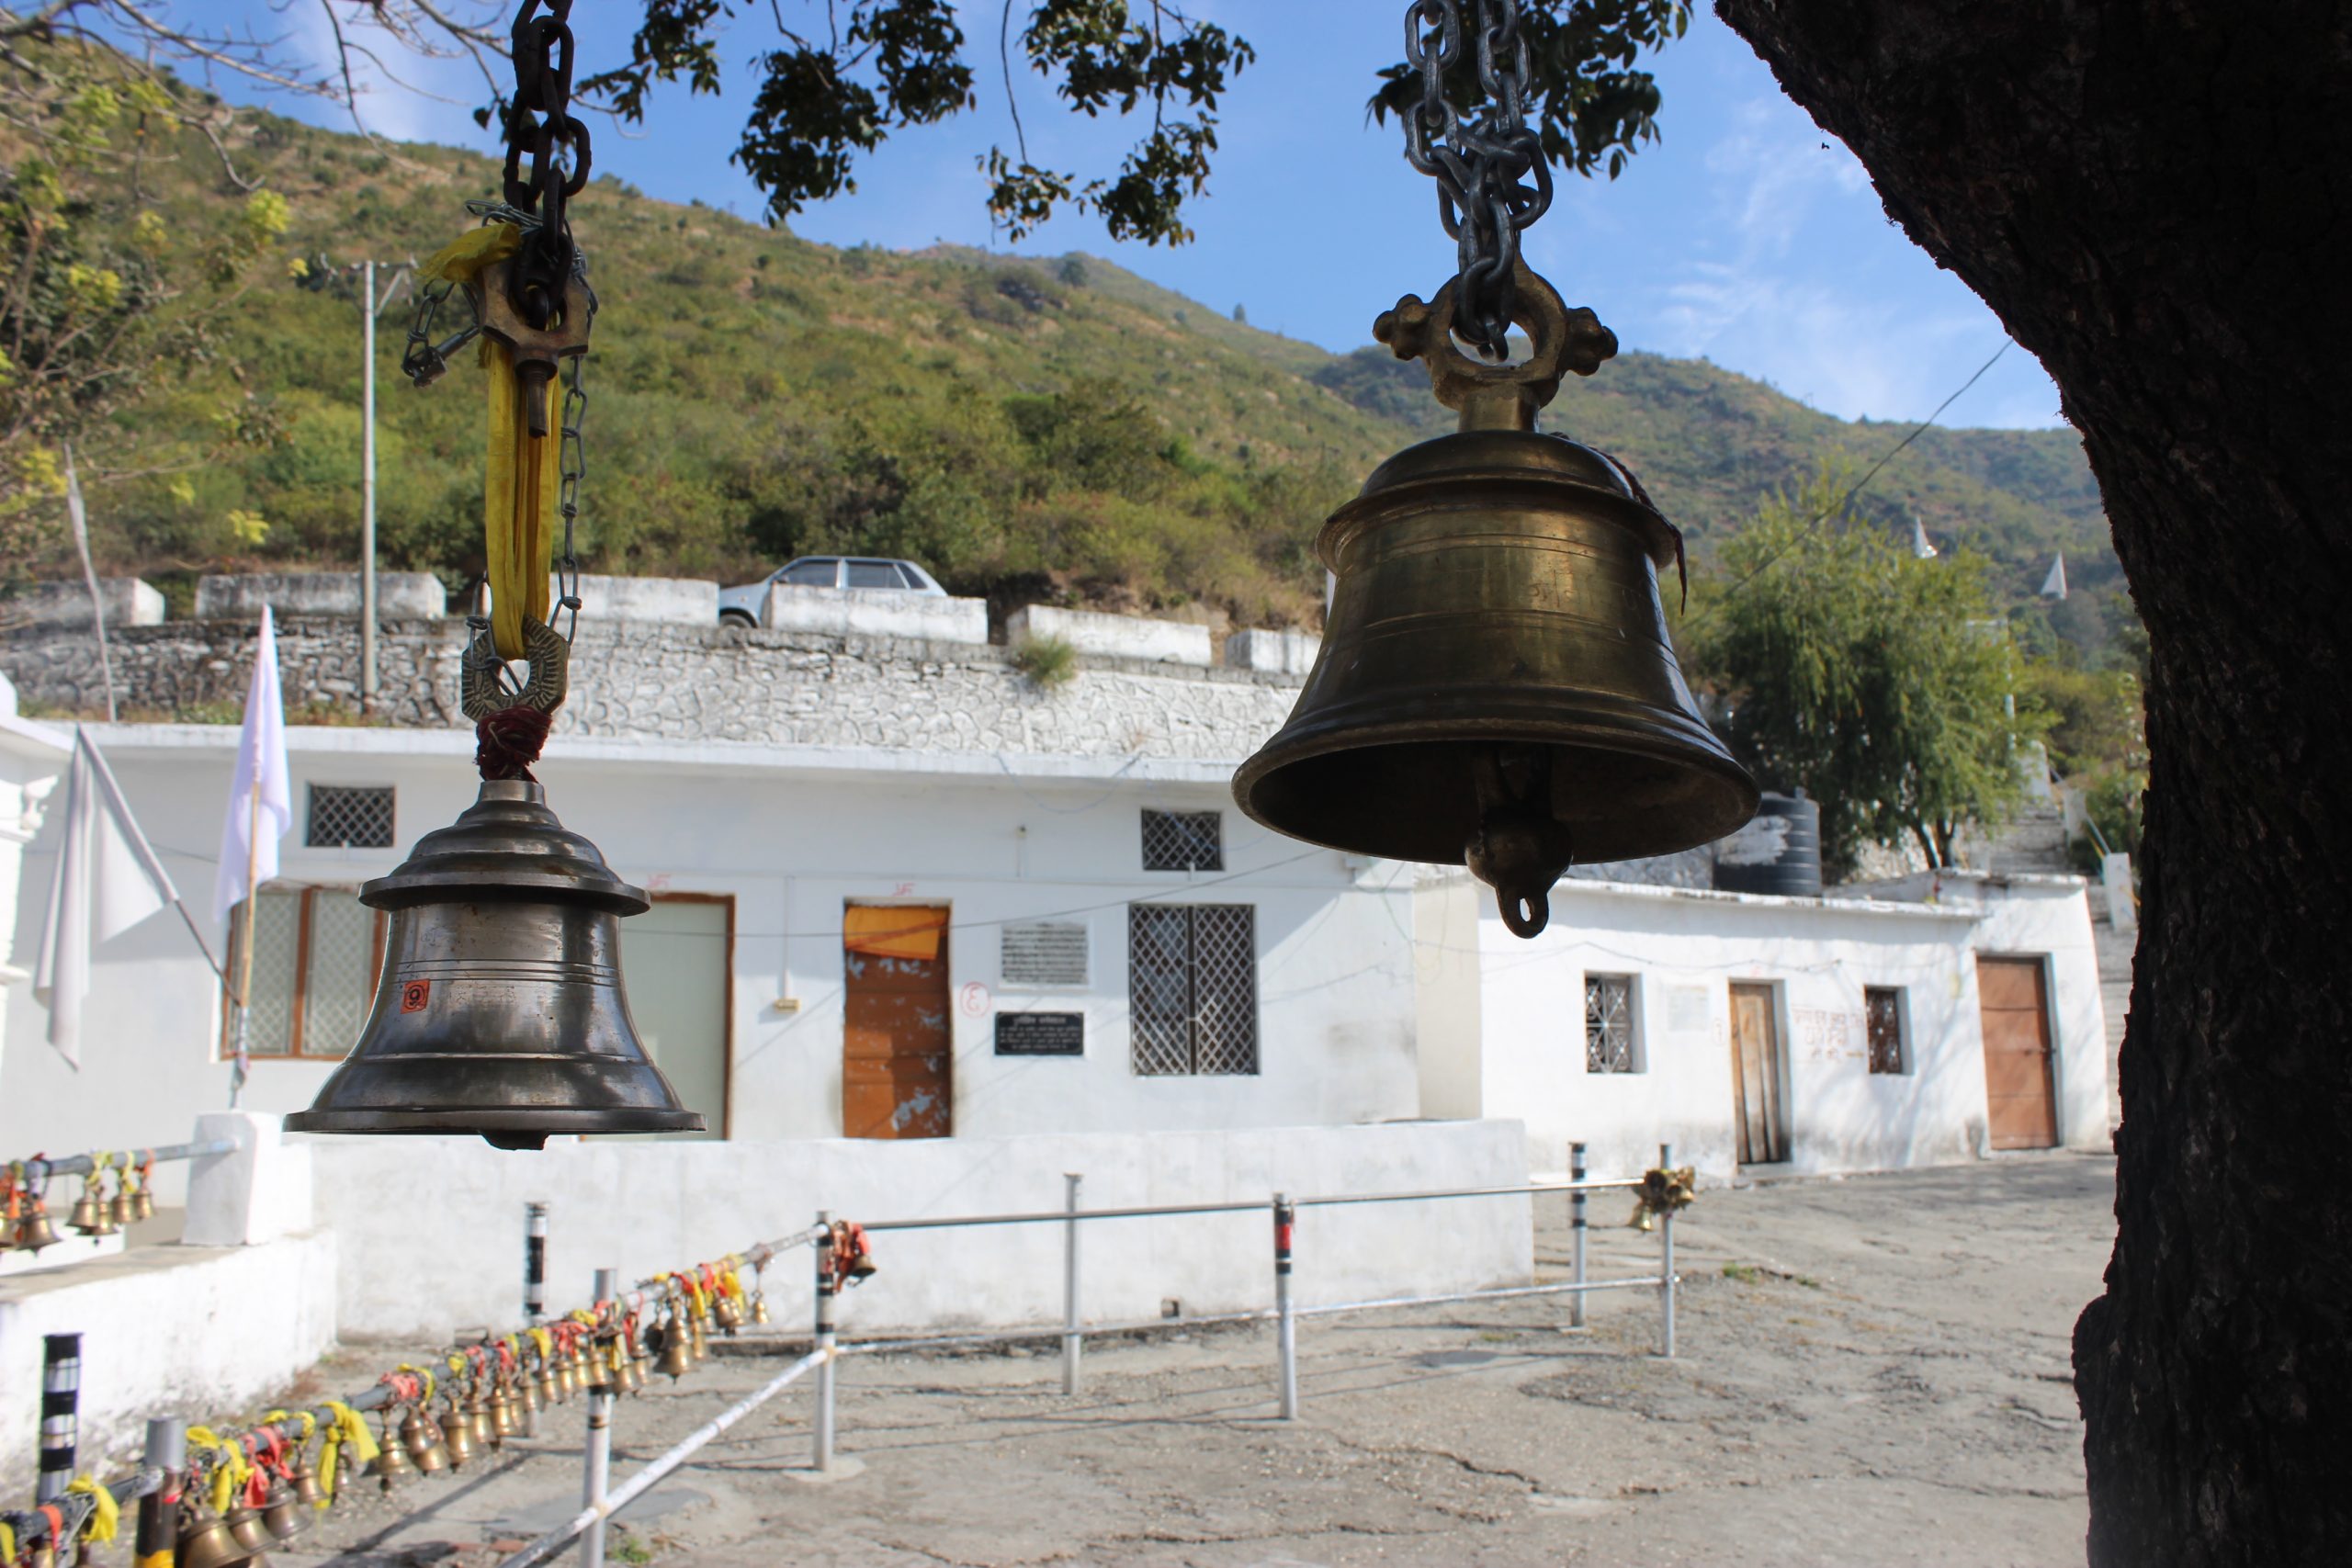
[1401,0,1554,359]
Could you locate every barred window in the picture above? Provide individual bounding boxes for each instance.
[307,785,395,849]
[1866,987,1907,1074]
[1128,904,1257,1076]
[223,887,384,1059]
[1585,974,1641,1074]
[1140,809,1223,872]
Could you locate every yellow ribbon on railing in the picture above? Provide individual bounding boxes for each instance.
[67,1473,120,1543]
[446,1351,469,1381]
[399,1362,437,1404]
[314,1401,376,1502]
[529,1326,552,1361]
[420,221,550,661]
[185,1426,247,1516]
[1,1519,15,1562]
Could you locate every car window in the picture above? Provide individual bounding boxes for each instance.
[781,559,838,587]
[845,560,900,589]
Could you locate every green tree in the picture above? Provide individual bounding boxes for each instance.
[1694,465,2043,877]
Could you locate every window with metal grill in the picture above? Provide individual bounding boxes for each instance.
[1585,974,1641,1073]
[1866,987,1908,1074]
[307,785,395,849]
[222,887,384,1059]
[1140,809,1223,872]
[1128,904,1258,1076]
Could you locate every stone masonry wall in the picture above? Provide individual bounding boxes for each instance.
[0,616,1306,762]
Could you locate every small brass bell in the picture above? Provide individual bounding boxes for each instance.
[439,1398,476,1469]
[752,1290,771,1327]
[537,1359,562,1406]
[516,1367,543,1416]
[465,1391,498,1451]
[285,780,704,1148]
[289,1452,326,1507]
[582,1341,613,1393]
[654,1322,690,1381]
[490,1382,520,1437]
[222,1501,271,1552]
[1234,264,1756,937]
[17,1198,60,1252]
[131,1176,154,1223]
[371,1427,415,1490]
[176,1499,244,1568]
[260,1483,306,1542]
[401,1406,450,1474]
[68,1183,111,1236]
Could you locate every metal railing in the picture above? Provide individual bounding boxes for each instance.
[507,1142,1683,1568]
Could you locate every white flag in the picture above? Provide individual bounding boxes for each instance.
[212,604,292,921]
[36,731,180,1066]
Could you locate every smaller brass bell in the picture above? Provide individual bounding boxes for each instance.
[517,1368,543,1416]
[371,1428,415,1491]
[68,1185,109,1236]
[582,1342,613,1393]
[614,1346,643,1395]
[222,1501,271,1552]
[176,1500,244,1568]
[654,1322,690,1381]
[439,1398,475,1469]
[289,1452,326,1507]
[17,1200,60,1252]
[464,1392,498,1451]
[713,1293,741,1334]
[260,1483,306,1542]
[131,1179,154,1223]
[537,1360,562,1406]
[490,1382,520,1437]
[284,780,704,1147]
[400,1406,450,1474]
[752,1290,771,1326]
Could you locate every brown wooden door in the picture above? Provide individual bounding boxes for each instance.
[842,906,952,1139]
[1729,983,1789,1164]
[1978,956,2057,1149]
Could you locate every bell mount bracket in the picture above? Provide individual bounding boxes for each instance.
[1374,259,1617,434]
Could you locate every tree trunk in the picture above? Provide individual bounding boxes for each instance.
[1712,3,2352,1562]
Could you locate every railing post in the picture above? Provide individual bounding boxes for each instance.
[1273,1193,1299,1421]
[526,1201,550,1325]
[37,1332,80,1505]
[135,1416,184,1568]
[1568,1142,1589,1330]
[1060,1174,1083,1397]
[813,1213,836,1472]
[580,1267,616,1568]
[1657,1143,1677,1359]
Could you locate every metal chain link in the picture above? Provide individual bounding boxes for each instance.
[501,0,590,331]
[1400,0,1553,360]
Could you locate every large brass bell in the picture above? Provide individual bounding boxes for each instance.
[68,1179,112,1236]
[653,1319,690,1381]
[439,1397,476,1469]
[221,1500,271,1553]
[259,1482,306,1542]
[285,780,703,1148]
[370,1423,415,1491]
[288,1451,326,1507]
[1235,264,1756,937]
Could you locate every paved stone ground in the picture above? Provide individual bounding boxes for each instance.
[275,1156,2113,1567]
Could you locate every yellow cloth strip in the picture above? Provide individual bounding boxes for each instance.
[484,338,557,660]
[68,1473,120,1543]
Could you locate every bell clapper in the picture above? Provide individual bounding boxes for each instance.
[1464,745,1577,939]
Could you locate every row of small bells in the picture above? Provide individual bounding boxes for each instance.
[171,1284,764,1567]
[9,1168,153,1254]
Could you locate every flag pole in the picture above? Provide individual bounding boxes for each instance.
[62,445,117,723]
[230,751,262,1108]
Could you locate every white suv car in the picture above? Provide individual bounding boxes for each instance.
[718,556,949,626]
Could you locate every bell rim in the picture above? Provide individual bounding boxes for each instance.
[285,1107,707,1135]
[1233,719,1759,867]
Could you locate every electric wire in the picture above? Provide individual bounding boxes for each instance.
[1680,338,2017,631]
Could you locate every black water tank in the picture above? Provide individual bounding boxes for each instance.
[1711,791,1824,897]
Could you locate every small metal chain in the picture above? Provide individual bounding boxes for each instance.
[1400,0,1553,359]
[553,327,590,643]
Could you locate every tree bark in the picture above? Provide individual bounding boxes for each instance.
[1712,3,2351,1562]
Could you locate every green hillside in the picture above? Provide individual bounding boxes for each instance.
[28,98,2123,656]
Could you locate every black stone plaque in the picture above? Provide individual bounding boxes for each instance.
[994,1011,1084,1056]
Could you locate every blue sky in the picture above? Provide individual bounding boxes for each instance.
[180,1,2063,429]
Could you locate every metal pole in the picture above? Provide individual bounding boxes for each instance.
[580,1267,616,1568]
[1060,1174,1083,1396]
[1657,1143,1677,1359]
[526,1202,550,1325]
[61,446,116,722]
[360,257,379,714]
[38,1332,80,1504]
[1273,1194,1298,1421]
[1569,1142,1588,1331]
[813,1213,836,1472]
[135,1417,184,1568]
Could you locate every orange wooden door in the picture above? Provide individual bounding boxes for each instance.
[1729,983,1788,1164]
[1978,956,2057,1149]
[842,906,953,1139]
